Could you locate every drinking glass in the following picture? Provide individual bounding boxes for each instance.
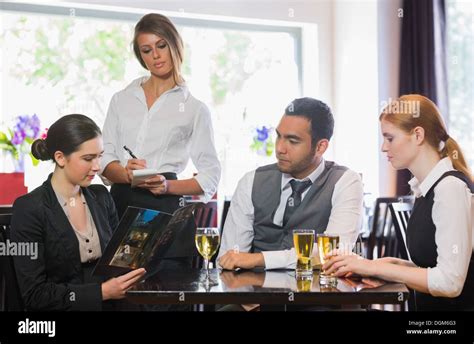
[195,227,220,283]
[293,229,315,276]
[317,234,340,287]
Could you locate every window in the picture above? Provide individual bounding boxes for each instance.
[446,0,473,170]
[1,4,303,197]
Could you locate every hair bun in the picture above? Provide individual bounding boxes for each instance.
[31,139,50,161]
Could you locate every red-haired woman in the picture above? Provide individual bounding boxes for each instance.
[323,94,473,311]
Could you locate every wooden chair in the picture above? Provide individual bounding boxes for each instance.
[390,201,417,311]
[366,196,413,260]
[365,197,415,311]
[219,199,231,233]
[366,197,396,259]
[388,202,413,261]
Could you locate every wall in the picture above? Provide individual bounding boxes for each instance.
[331,0,379,194]
[3,0,402,196]
[62,0,334,103]
[377,0,402,197]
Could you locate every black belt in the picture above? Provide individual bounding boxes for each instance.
[110,172,182,217]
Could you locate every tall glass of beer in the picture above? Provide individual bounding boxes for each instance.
[293,229,315,276]
[317,234,339,286]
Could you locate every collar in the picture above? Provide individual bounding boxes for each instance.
[52,186,86,211]
[408,157,454,197]
[43,173,96,208]
[281,158,325,191]
[128,76,190,103]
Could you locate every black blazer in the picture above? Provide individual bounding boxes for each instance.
[10,174,118,311]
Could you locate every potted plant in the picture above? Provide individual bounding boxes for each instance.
[0,114,43,204]
[0,114,42,172]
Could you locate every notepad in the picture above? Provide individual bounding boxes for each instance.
[131,169,159,187]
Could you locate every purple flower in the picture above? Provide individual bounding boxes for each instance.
[250,125,274,157]
[28,114,41,138]
[256,126,269,142]
[11,130,25,145]
[10,114,41,146]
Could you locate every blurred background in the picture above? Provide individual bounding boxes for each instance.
[0,0,472,223]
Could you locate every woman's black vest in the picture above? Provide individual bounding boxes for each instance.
[407,171,473,311]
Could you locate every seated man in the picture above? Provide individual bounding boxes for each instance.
[218,97,363,271]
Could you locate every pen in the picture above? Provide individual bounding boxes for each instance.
[123,145,138,159]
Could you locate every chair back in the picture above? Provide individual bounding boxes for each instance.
[389,202,413,261]
[0,208,25,311]
[366,196,413,259]
[219,199,231,233]
[366,197,415,311]
[193,204,217,228]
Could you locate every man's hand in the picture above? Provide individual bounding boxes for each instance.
[218,251,264,270]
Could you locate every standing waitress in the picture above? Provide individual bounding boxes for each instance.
[101,13,221,218]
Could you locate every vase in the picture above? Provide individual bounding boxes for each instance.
[12,154,25,173]
[2,151,25,173]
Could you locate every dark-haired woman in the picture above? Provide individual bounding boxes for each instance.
[10,114,145,311]
[323,95,473,311]
[101,13,221,218]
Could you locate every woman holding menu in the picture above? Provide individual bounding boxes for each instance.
[11,114,145,311]
[101,13,221,218]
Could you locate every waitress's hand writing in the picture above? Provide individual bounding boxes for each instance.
[125,159,147,184]
[101,268,146,300]
[137,175,168,195]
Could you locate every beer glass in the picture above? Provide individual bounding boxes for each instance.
[296,274,313,292]
[293,229,315,276]
[317,234,340,286]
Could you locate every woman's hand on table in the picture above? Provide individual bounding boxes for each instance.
[322,253,376,278]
